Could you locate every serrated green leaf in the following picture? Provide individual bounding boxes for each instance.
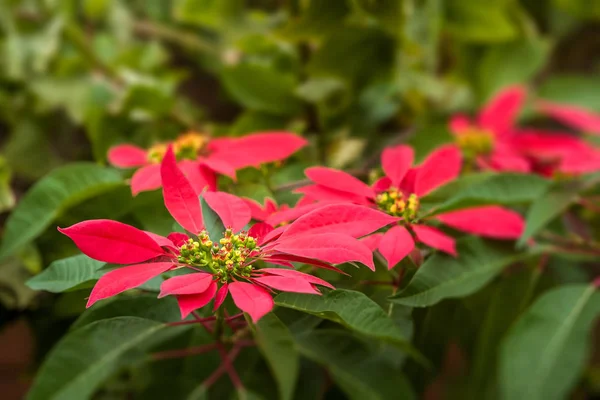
[499,284,600,400]
[200,194,225,240]
[390,238,529,307]
[427,173,550,216]
[294,330,415,400]
[26,255,104,293]
[518,180,583,246]
[71,294,181,330]
[254,313,299,400]
[274,289,422,361]
[27,317,166,400]
[0,163,123,260]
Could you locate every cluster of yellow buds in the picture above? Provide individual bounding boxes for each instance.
[173,132,208,160]
[147,143,168,163]
[146,132,209,163]
[456,128,495,158]
[177,229,259,283]
[376,188,420,221]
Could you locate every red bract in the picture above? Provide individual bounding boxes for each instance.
[538,101,600,135]
[449,86,531,172]
[59,148,380,322]
[297,144,525,268]
[108,131,306,195]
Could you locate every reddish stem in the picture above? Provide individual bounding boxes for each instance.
[593,276,600,288]
[203,345,242,388]
[192,311,214,334]
[151,343,218,361]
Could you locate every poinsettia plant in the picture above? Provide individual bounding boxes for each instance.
[2,2,600,398]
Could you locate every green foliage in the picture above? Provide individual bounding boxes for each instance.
[499,284,600,400]
[26,255,104,293]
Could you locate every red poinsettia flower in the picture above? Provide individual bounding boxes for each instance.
[108,131,307,195]
[60,147,385,322]
[242,197,338,227]
[297,145,525,268]
[537,101,600,136]
[449,86,531,172]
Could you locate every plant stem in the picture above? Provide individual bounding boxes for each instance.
[214,307,225,340]
[151,343,218,361]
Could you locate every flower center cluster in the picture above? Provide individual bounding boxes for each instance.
[456,128,494,158]
[376,188,419,221]
[147,132,209,163]
[177,229,259,283]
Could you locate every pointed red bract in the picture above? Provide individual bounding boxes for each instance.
[178,161,217,194]
[87,262,174,307]
[265,202,329,227]
[108,144,148,168]
[177,281,217,318]
[131,164,162,195]
[378,225,415,269]
[159,273,214,297]
[144,231,176,249]
[203,192,251,232]
[478,86,526,136]
[252,276,320,295]
[435,206,524,239]
[58,220,166,264]
[167,232,189,247]
[229,282,274,322]
[412,225,456,256]
[273,233,374,270]
[538,101,600,135]
[360,233,384,252]
[248,222,275,244]
[382,145,414,187]
[210,132,307,169]
[263,254,348,275]
[296,184,369,205]
[161,147,204,234]
[214,283,229,310]
[280,204,396,239]
[259,268,334,289]
[415,145,462,196]
[305,167,375,200]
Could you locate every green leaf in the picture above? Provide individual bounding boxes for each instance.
[499,284,600,400]
[221,63,302,115]
[200,194,225,240]
[254,313,299,400]
[427,173,550,216]
[173,0,243,29]
[0,155,15,213]
[26,255,104,293]
[390,238,529,307]
[446,1,518,43]
[0,163,123,260]
[518,180,583,246]
[71,294,181,330]
[294,330,415,400]
[308,27,394,86]
[538,75,600,111]
[27,317,166,400]
[280,0,351,39]
[477,39,550,101]
[274,289,420,359]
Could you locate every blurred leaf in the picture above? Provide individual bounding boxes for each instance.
[409,124,454,163]
[281,0,351,39]
[30,78,95,124]
[0,156,15,213]
[499,284,600,400]
[221,63,302,115]
[477,39,550,100]
[295,329,415,400]
[0,255,37,308]
[326,136,366,168]
[173,0,243,29]
[295,77,347,104]
[518,180,583,246]
[538,75,600,111]
[0,164,123,260]
[230,111,290,136]
[428,173,551,216]
[350,0,402,35]
[200,194,226,240]
[83,0,113,21]
[254,313,299,400]
[390,238,529,307]
[553,0,600,19]
[308,27,394,86]
[27,317,166,400]
[445,0,518,42]
[4,121,62,180]
[274,289,422,360]
[26,254,104,293]
[72,294,180,329]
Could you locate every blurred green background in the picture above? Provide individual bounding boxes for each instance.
[1,0,600,397]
